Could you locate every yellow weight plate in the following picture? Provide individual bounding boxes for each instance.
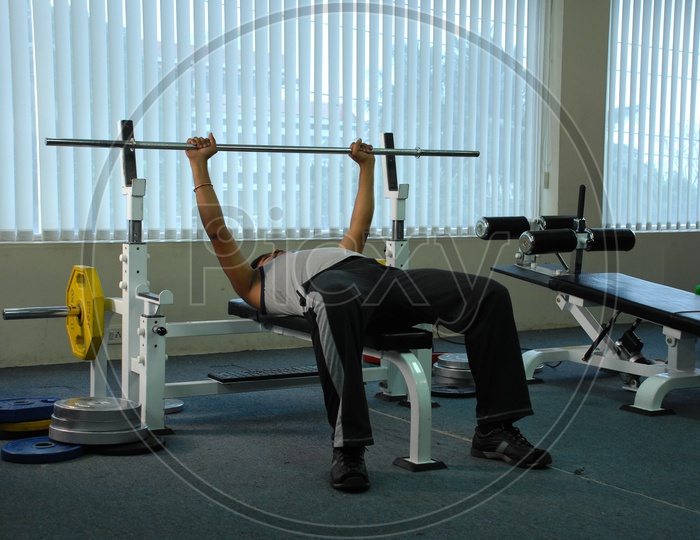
[65,266,105,360]
[0,418,52,432]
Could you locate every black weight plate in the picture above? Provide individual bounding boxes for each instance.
[1,436,83,464]
[431,384,476,398]
[0,398,59,423]
[0,429,50,441]
[86,432,166,456]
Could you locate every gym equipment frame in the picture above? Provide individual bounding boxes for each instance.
[478,186,700,415]
[5,120,479,469]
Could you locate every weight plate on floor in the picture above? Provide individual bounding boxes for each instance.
[52,397,141,423]
[0,429,50,441]
[0,418,52,432]
[164,399,184,414]
[50,414,141,433]
[433,365,474,382]
[87,432,166,456]
[49,423,149,446]
[0,398,59,423]
[1,436,83,464]
[431,384,476,398]
[436,353,470,369]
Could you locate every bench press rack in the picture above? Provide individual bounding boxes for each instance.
[478,186,700,415]
[84,123,450,470]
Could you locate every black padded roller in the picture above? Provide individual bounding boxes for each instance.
[537,215,577,230]
[519,229,578,255]
[475,216,530,240]
[585,228,636,252]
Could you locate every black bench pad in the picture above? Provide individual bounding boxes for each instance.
[228,299,433,351]
[548,273,700,336]
[493,265,700,336]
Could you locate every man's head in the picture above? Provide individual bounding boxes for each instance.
[250,249,286,269]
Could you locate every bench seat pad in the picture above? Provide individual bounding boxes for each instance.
[228,298,433,351]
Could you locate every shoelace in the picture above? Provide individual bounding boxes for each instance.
[336,447,366,470]
[502,425,534,448]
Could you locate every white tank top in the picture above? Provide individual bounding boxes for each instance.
[260,248,366,316]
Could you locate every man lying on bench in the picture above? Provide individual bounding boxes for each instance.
[186,134,552,493]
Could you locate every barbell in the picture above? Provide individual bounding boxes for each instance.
[46,137,480,158]
[3,266,105,361]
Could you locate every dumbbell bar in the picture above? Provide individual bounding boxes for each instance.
[46,137,480,158]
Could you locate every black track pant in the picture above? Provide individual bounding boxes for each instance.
[303,257,533,448]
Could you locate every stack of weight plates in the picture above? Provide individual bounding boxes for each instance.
[49,397,149,446]
[431,353,476,398]
[0,397,59,439]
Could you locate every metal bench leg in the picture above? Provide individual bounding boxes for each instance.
[622,372,700,415]
[382,350,446,471]
[622,330,700,415]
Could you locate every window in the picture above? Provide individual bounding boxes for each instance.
[1,0,548,242]
[604,0,700,230]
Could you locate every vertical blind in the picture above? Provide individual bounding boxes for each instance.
[604,0,700,230]
[1,0,547,242]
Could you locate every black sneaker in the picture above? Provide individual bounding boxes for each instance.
[471,424,552,469]
[330,447,370,492]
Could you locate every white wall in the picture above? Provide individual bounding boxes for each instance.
[2,228,698,369]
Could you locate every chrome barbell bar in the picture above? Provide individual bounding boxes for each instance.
[3,306,79,320]
[46,137,480,158]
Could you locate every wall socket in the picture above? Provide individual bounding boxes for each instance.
[108,328,122,344]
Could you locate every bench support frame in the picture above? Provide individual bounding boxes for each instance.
[89,243,443,470]
[522,290,700,415]
[87,135,445,470]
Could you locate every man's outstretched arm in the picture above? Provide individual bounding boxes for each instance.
[187,134,261,308]
[339,139,375,254]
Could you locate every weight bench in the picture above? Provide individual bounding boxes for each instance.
[212,298,445,471]
[495,264,700,415]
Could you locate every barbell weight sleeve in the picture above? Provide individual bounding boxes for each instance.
[3,306,80,320]
[46,137,480,158]
[519,229,579,255]
[475,216,531,240]
[3,266,105,361]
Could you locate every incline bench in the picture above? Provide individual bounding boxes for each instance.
[211,299,446,471]
[495,264,700,415]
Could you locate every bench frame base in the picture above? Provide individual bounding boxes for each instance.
[90,241,442,471]
[521,291,700,414]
